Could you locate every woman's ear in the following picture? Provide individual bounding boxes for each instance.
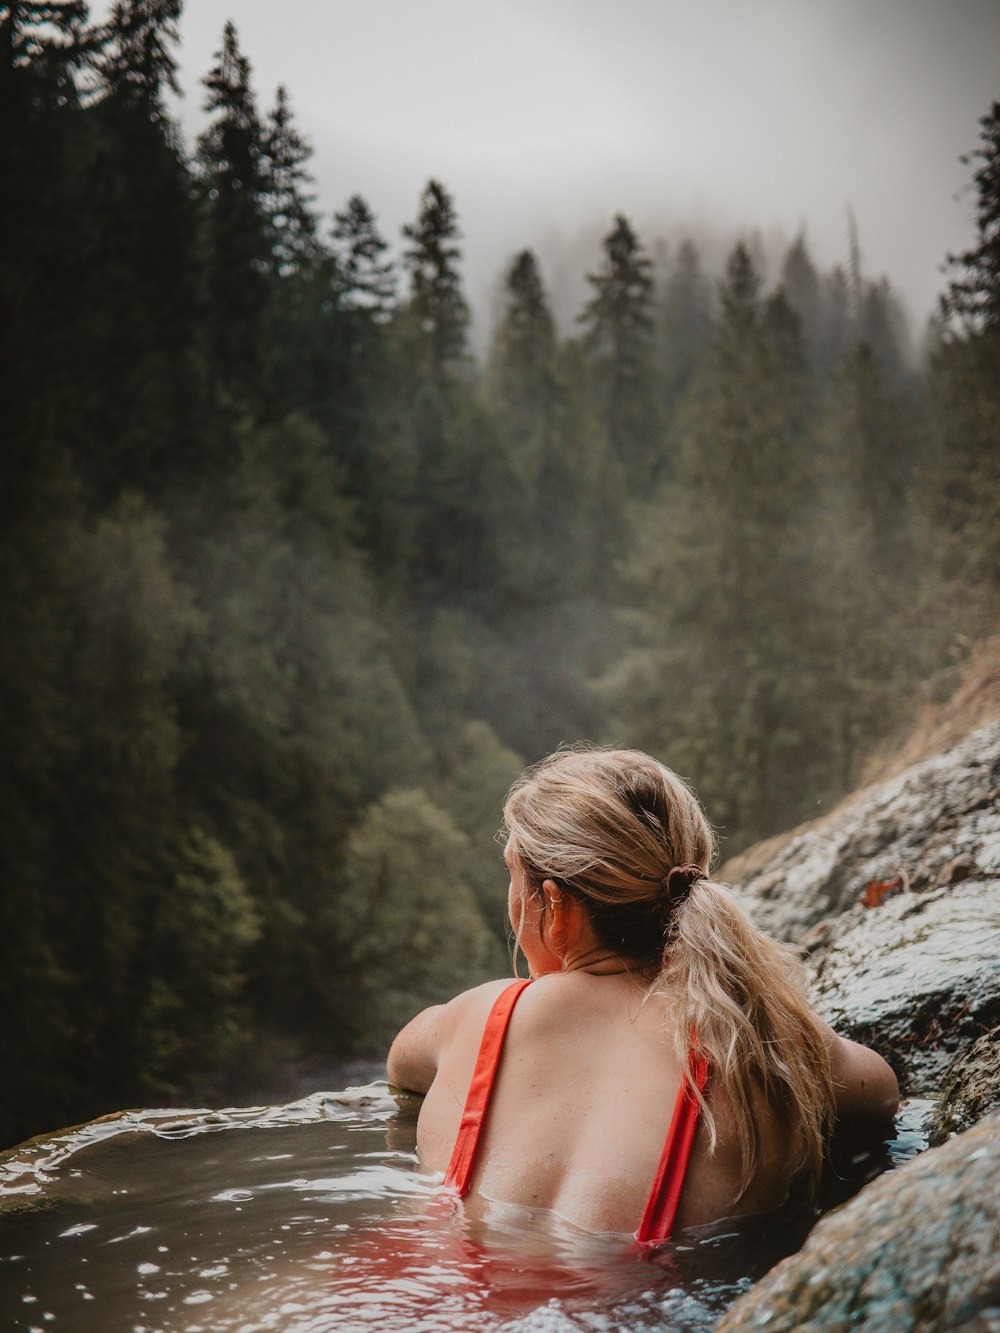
[541,877,563,909]
[540,878,569,949]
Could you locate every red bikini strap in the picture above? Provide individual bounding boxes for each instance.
[635,1047,711,1245]
[442,979,533,1196]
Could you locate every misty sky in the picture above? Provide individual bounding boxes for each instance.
[109,0,1000,341]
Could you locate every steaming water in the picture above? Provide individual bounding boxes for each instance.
[0,1088,930,1332]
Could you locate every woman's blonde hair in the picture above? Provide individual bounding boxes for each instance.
[502,746,835,1198]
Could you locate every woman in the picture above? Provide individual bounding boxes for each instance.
[388,748,898,1244]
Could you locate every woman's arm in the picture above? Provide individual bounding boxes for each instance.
[387,979,513,1093]
[387,1003,448,1094]
[820,1020,900,1120]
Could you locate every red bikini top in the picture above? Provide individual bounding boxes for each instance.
[442,979,710,1245]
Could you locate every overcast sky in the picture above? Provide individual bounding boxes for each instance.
[114,0,1000,341]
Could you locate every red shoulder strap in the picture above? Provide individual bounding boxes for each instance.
[635,1047,710,1245]
[442,979,532,1196]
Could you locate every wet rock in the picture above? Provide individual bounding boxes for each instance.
[715,1112,1000,1333]
[806,880,1000,1094]
[930,1027,1000,1146]
[727,719,1000,942]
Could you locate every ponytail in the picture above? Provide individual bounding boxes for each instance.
[655,878,835,1195]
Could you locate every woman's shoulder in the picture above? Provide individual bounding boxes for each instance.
[442,976,528,1026]
[386,978,519,1093]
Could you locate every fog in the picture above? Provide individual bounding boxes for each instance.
[100,0,1000,338]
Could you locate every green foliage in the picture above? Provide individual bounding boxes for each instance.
[137,827,260,1097]
[610,246,833,844]
[337,789,503,1049]
[436,721,524,942]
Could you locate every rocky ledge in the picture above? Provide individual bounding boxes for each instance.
[726,716,1000,944]
[724,718,1000,1099]
[716,1112,1000,1333]
[714,714,1000,1331]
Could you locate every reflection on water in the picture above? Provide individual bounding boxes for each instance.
[0,1089,931,1332]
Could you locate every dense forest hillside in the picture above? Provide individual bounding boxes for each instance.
[2,1,998,1149]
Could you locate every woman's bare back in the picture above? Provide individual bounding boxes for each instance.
[407,971,799,1237]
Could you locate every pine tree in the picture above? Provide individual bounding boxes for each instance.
[0,0,92,516]
[486,248,606,604]
[257,83,328,422]
[95,0,180,120]
[817,264,852,374]
[919,333,1000,640]
[490,249,558,431]
[0,0,90,109]
[401,178,470,381]
[486,249,560,524]
[196,21,269,407]
[317,194,398,521]
[942,100,1000,333]
[659,237,711,416]
[74,0,200,496]
[780,232,821,359]
[835,340,917,559]
[918,100,1000,643]
[858,276,911,380]
[580,213,660,491]
[261,84,319,279]
[330,193,396,315]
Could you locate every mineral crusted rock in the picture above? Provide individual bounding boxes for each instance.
[715,1112,1000,1333]
[726,718,1000,943]
[806,880,1000,1093]
[717,719,1000,1094]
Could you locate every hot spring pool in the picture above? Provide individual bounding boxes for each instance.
[0,1087,931,1332]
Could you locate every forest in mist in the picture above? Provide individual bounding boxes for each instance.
[2,1,999,1150]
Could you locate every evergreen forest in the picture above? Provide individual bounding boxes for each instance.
[3,1,999,1150]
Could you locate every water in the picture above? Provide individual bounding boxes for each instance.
[0,1090,932,1332]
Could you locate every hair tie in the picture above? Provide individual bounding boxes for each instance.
[660,863,705,908]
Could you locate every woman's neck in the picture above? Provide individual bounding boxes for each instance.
[544,942,654,978]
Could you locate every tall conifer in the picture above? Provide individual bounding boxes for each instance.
[402,179,470,381]
[197,21,269,408]
[580,213,660,491]
[659,238,711,416]
[942,100,1000,333]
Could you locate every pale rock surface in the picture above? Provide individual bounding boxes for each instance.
[807,879,1000,1093]
[719,718,1000,1094]
[727,718,1000,943]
